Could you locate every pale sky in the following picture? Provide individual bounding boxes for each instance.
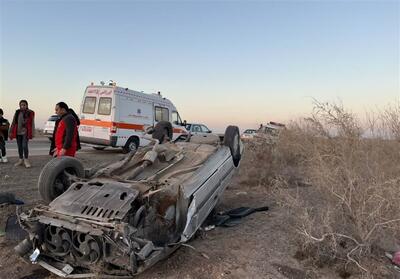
[1,0,399,132]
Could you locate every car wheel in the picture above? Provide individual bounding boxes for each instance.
[92,146,106,151]
[38,157,85,204]
[223,126,241,167]
[152,121,173,143]
[122,137,139,154]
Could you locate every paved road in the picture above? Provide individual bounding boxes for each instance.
[4,137,94,157]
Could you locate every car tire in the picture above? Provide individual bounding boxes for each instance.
[92,146,106,151]
[38,157,85,204]
[152,121,173,143]
[122,137,139,154]
[223,126,241,167]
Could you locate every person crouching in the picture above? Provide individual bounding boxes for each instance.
[52,102,79,157]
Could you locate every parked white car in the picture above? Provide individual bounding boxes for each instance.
[255,122,286,144]
[43,115,59,139]
[185,123,212,136]
[241,129,257,140]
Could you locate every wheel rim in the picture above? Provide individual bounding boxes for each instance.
[128,141,137,151]
[52,167,77,198]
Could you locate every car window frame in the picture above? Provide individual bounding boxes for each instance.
[192,125,201,132]
[200,125,210,133]
[48,115,59,121]
[172,111,183,125]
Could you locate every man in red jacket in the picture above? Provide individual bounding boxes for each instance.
[53,102,79,157]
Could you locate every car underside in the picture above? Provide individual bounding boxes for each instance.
[15,123,243,278]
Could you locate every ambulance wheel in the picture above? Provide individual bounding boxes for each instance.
[38,157,85,204]
[93,146,106,151]
[152,121,173,143]
[122,137,139,154]
[223,126,241,167]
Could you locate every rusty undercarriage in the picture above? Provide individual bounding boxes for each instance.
[15,123,243,277]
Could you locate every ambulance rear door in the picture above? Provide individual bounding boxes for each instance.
[92,89,114,142]
[79,88,98,139]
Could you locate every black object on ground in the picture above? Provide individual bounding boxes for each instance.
[205,206,269,228]
[224,206,269,218]
[0,192,24,205]
[5,214,28,241]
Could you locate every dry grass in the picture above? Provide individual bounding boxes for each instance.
[244,101,400,278]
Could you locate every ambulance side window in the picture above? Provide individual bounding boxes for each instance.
[98,97,112,115]
[155,106,169,122]
[83,97,96,114]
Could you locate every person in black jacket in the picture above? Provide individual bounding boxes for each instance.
[0,108,10,163]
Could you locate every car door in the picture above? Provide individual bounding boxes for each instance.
[191,124,202,135]
[93,96,113,141]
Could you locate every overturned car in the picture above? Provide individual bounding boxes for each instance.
[15,122,243,277]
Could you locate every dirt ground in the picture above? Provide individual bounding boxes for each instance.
[0,145,390,279]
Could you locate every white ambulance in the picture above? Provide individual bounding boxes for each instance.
[79,82,188,153]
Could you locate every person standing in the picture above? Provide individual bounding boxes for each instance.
[9,100,35,168]
[0,109,10,163]
[52,102,80,157]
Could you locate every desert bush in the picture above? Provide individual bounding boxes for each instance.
[237,140,278,188]
[366,102,400,140]
[271,100,400,277]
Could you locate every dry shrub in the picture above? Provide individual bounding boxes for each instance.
[237,140,279,188]
[366,103,400,140]
[272,100,400,278]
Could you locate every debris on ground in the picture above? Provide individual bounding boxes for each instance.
[203,206,269,229]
